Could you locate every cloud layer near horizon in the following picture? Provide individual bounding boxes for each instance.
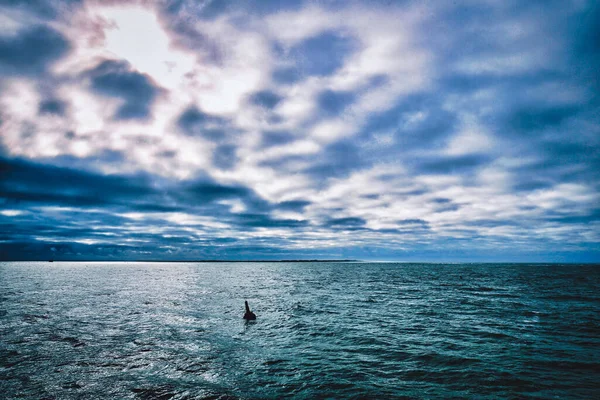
[1,0,599,261]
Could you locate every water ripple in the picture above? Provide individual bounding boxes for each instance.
[1,262,599,399]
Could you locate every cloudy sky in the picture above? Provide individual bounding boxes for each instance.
[0,0,598,262]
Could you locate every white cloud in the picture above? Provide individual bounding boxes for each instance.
[445,115,495,156]
[1,0,597,258]
[0,210,24,217]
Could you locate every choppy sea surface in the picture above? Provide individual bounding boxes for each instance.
[1,262,599,399]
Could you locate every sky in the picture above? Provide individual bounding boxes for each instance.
[0,0,599,262]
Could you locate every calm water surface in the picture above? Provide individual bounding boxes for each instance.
[1,262,599,399]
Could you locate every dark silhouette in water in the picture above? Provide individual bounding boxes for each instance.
[243,301,256,320]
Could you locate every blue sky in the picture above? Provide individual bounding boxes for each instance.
[0,0,598,262]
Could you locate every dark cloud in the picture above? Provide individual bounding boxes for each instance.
[38,98,67,116]
[163,0,232,19]
[570,2,600,91]
[0,240,141,261]
[173,177,274,216]
[416,155,491,175]
[212,144,237,170]
[41,150,126,174]
[546,209,600,225]
[164,0,303,20]
[248,90,283,109]
[261,131,296,147]
[304,140,363,181]
[0,155,319,259]
[360,94,457,152]
[277,200,311,211]
[324,217,366,229]
[0,210,130,242]
[0,156,157,208]
[181,181,250,203]
[234,213,308,229]
[512,180,553,193]
[432,198,451,204]
[544,140,600,175]
[507,151,598,195]
[178,106,224,127]
[0,25,70,75]
[397,219,429,226]
[434,203,461,213]
[87,60,160,120]
[272,67,303,84]
[0,154,269,217]
[508,105,580,134]
[0,0,82,19]
[316,90,356,117]
[285,31,356,77]
[177,106,233,141]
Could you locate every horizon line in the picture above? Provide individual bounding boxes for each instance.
[2,259,599,265]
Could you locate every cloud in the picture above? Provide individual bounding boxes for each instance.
[276,199,311,211]
[260,131,297,148]
[0,24,70,75]
[316,89,356,117]
[180,180,251,203]
[178,106,224,128]
[324,217,366,229]
[284,30,357,77]
[570,2,600,91]
[212,144,237,170]
[416,154,491,175]
[38,98,67,115]
[234,213,308,229]
[0,156,157,208]
[0,0,82,20]
[248,90,283,109]
[303,140,363,181]
[176,105,235,143]
[507,105,581,134]
[0,0,598,261]
[86,59,160,120]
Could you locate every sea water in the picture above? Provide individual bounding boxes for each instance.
[1,262,599,399]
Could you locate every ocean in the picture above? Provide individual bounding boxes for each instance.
[1,262,599,399]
